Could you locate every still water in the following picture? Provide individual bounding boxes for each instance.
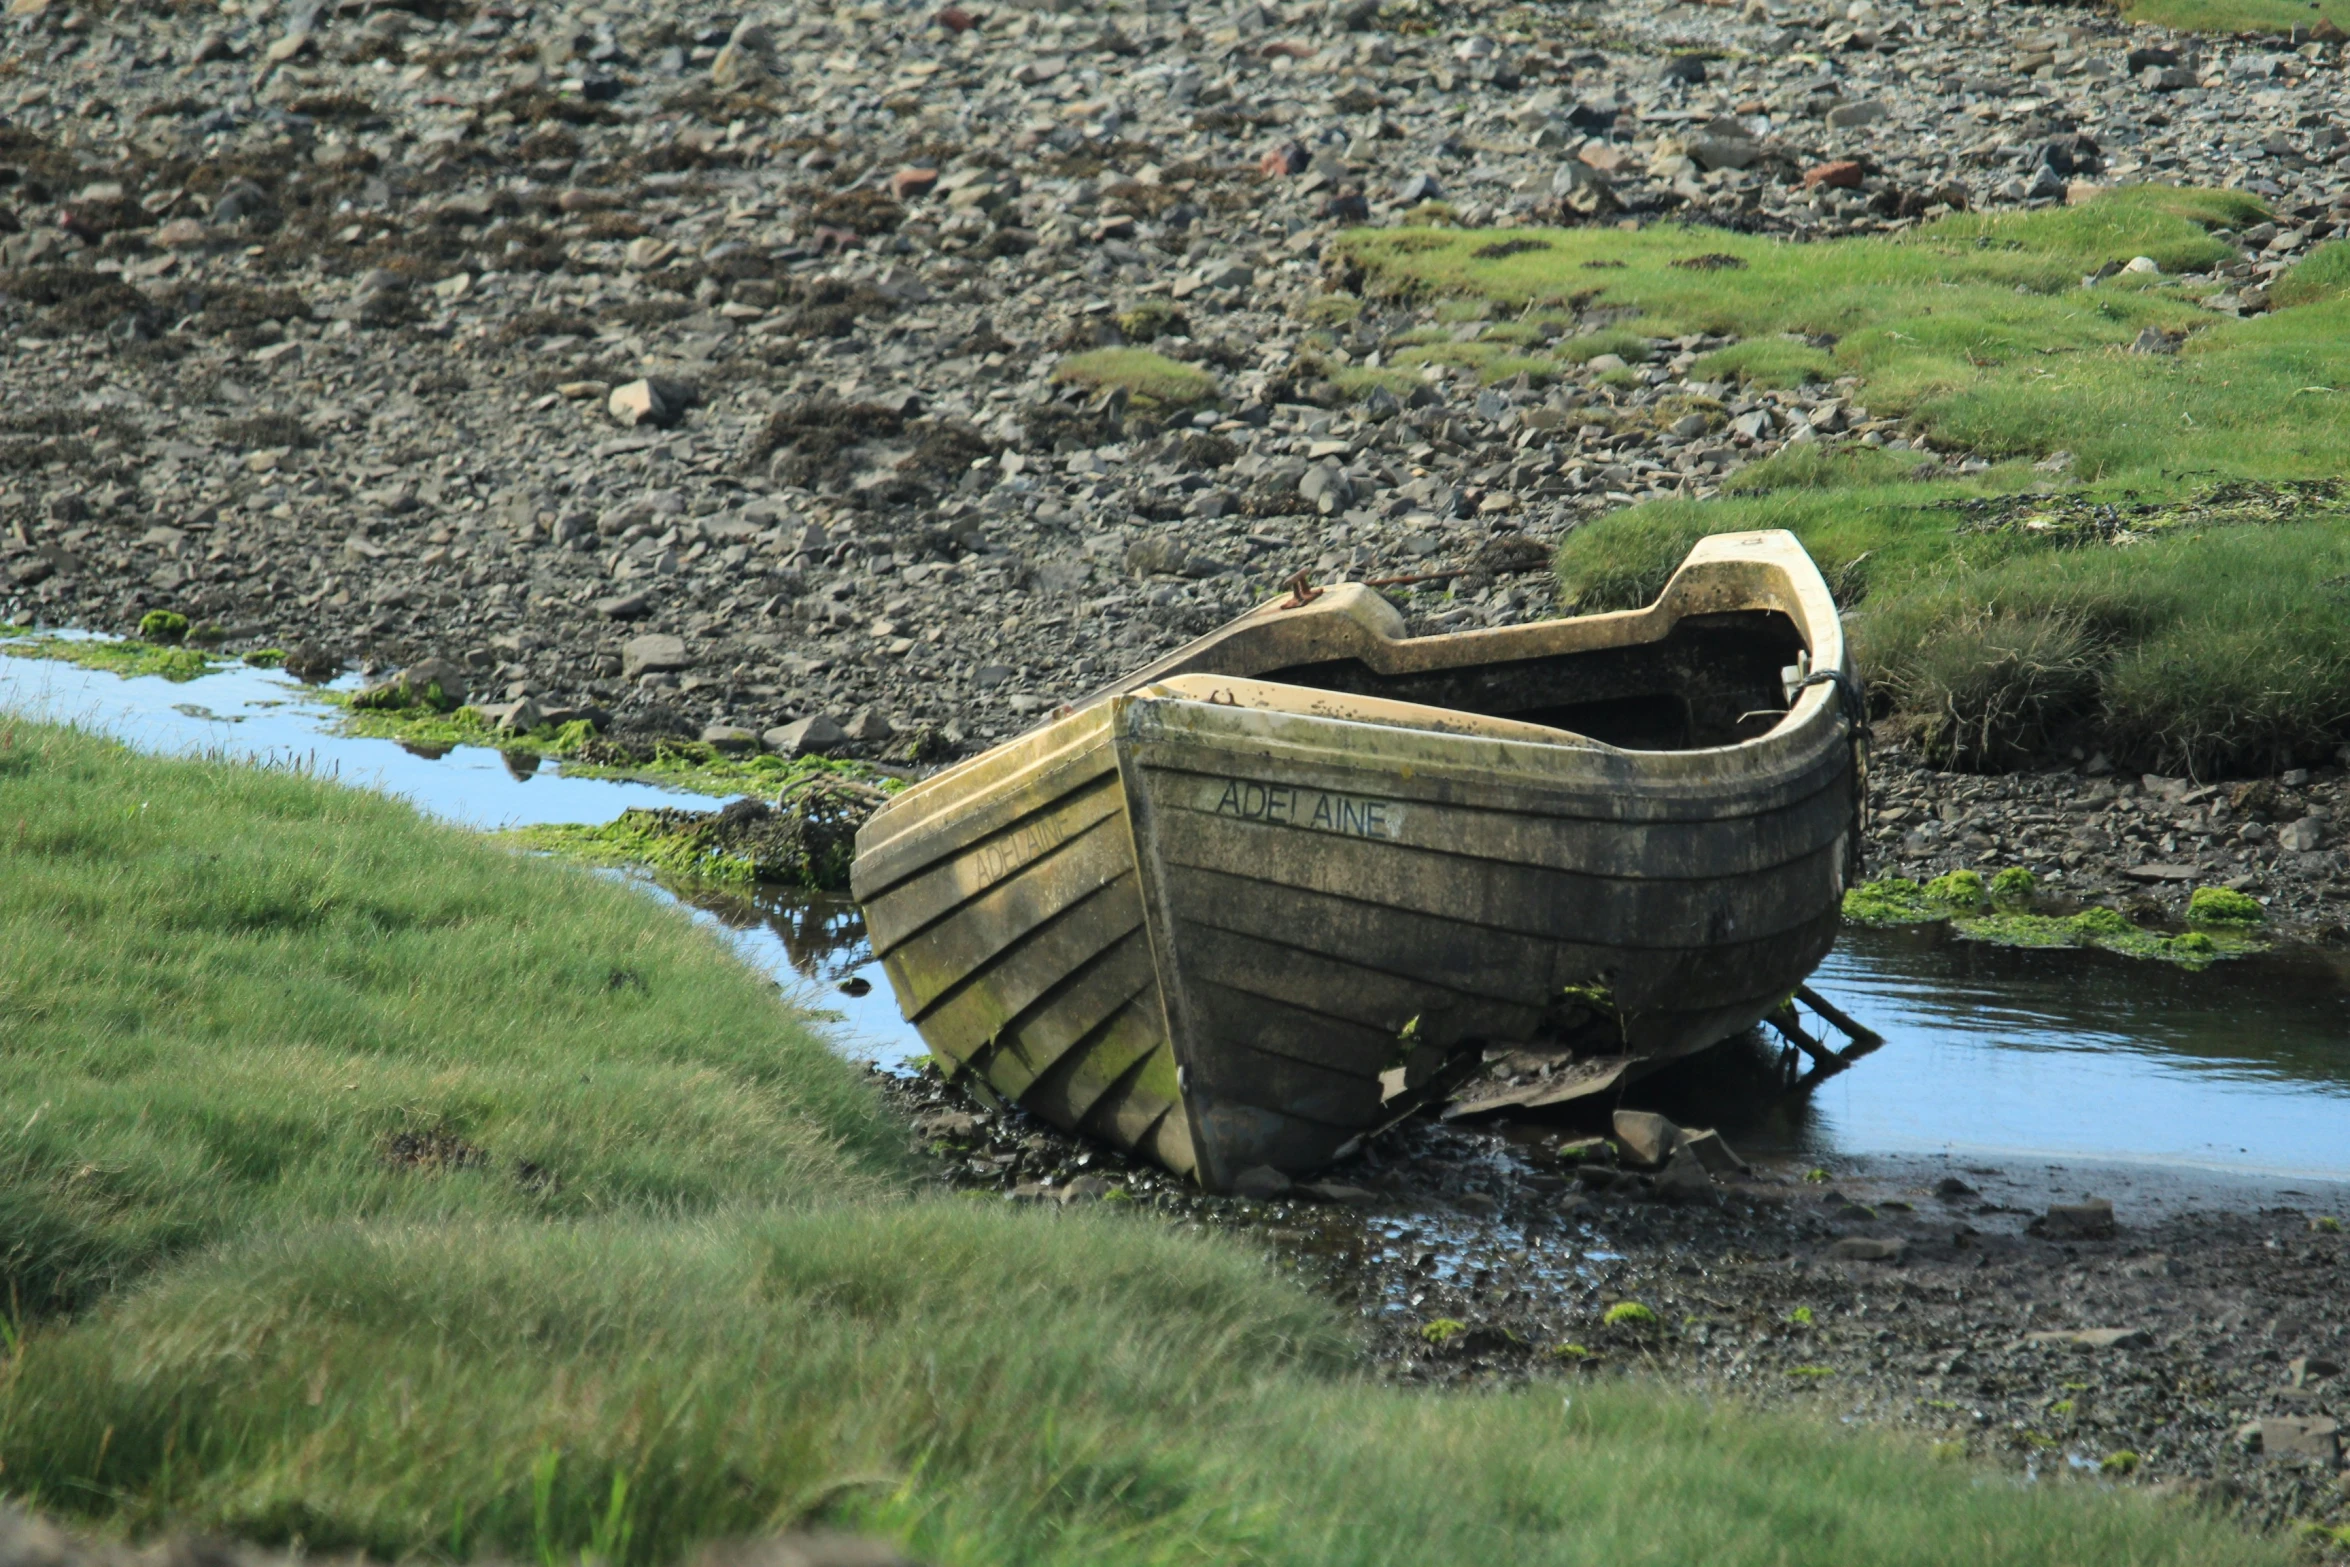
[7,646,2346,1181]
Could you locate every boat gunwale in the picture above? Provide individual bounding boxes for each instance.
[855,528,1850,870]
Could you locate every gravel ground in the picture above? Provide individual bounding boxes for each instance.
[883,1060,2350,1539]
[10,0,2350,917]
[5,0,2350,838]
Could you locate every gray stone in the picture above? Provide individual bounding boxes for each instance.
[1825,99,1886,129]
[842,708,895,742]
[595,593,652,621]
[2248,1416,2340,1462]
[1299,1180,1380,1206]
[2035,1198,2118,1239]
[1828,1237,1906,1262]
[609,379,684,429]
[699,723,759,752]
[398,657,469,708]
[765,714,847,756]
[2279,816,2326,852]
[1232,1164,1294,1200]
[621,633,689,679]
[1678,1127,1748,1175]
[474,697,544,734]
[2024,1327,2150,1350]
[1611,1108,1679,1167]
[1653,1147,1716,1201]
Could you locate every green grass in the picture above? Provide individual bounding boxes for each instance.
[1052,347,1219,408]
[2121,0,2350,31]
[1339,189,2350,773]
[0,718,2299,1567]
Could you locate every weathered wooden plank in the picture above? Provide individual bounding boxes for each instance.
[863,773,1127,956]
[1020,989,1169,1128]
[1150,805,1846,951]
[880,812,1135,1015]
[1120,690,1854,824]
[900,874,1145,1059]
[1174,932,1537,1064]
[1136,755,1852,880]
[980,930,1160,1100]
[1081,1041,1190,1172]
[853,709,1117,899]
[1166,864,1839,1018]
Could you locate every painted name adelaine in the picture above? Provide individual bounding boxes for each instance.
[1206,778,1404,840]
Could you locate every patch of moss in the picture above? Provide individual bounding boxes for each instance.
[1053,348,1219,408]
[1114,300,1188,343]
[2186,886,2265,926]
[137,610,190,645]
[1845,871,2260,965]
[505,766,901,890]
[0,631,225,682]
[1420,1318,1467,1345]
[1923,868,1989,910]
[1602,1301,1655,1327]
[242,648,285,668]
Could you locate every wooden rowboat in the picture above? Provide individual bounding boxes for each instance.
[851,529,1863,1189]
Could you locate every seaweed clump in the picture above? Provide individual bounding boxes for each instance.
[1842,867,2261,967]
[512,769,897,890]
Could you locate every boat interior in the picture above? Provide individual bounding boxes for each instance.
[1250,609,1812,752]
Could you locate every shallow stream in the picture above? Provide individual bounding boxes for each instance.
[8,647,2346,1183]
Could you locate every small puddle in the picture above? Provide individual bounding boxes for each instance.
[7,646,2347,1177]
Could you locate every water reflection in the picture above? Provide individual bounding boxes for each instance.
[1627,923,2350,1180]
[640,880,918,1070]
[0,650,712,830]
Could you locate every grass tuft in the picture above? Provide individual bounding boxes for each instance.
[1052,347,1219,407]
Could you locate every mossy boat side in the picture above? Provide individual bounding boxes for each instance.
[850,530,1861,1189]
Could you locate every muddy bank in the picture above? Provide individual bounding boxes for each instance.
[881,1062,2350,1538]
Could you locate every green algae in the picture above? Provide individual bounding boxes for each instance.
[329,693,923,799]
[0,630,227,682]
[137,610,190,645]
[1844,870,2264,967]
[504,764,902,891]
[2186,886,2266,926]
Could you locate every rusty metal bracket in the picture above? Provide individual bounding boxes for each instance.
[1280,569,1323,609]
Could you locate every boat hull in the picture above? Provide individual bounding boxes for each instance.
[852,529,1860,1188]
